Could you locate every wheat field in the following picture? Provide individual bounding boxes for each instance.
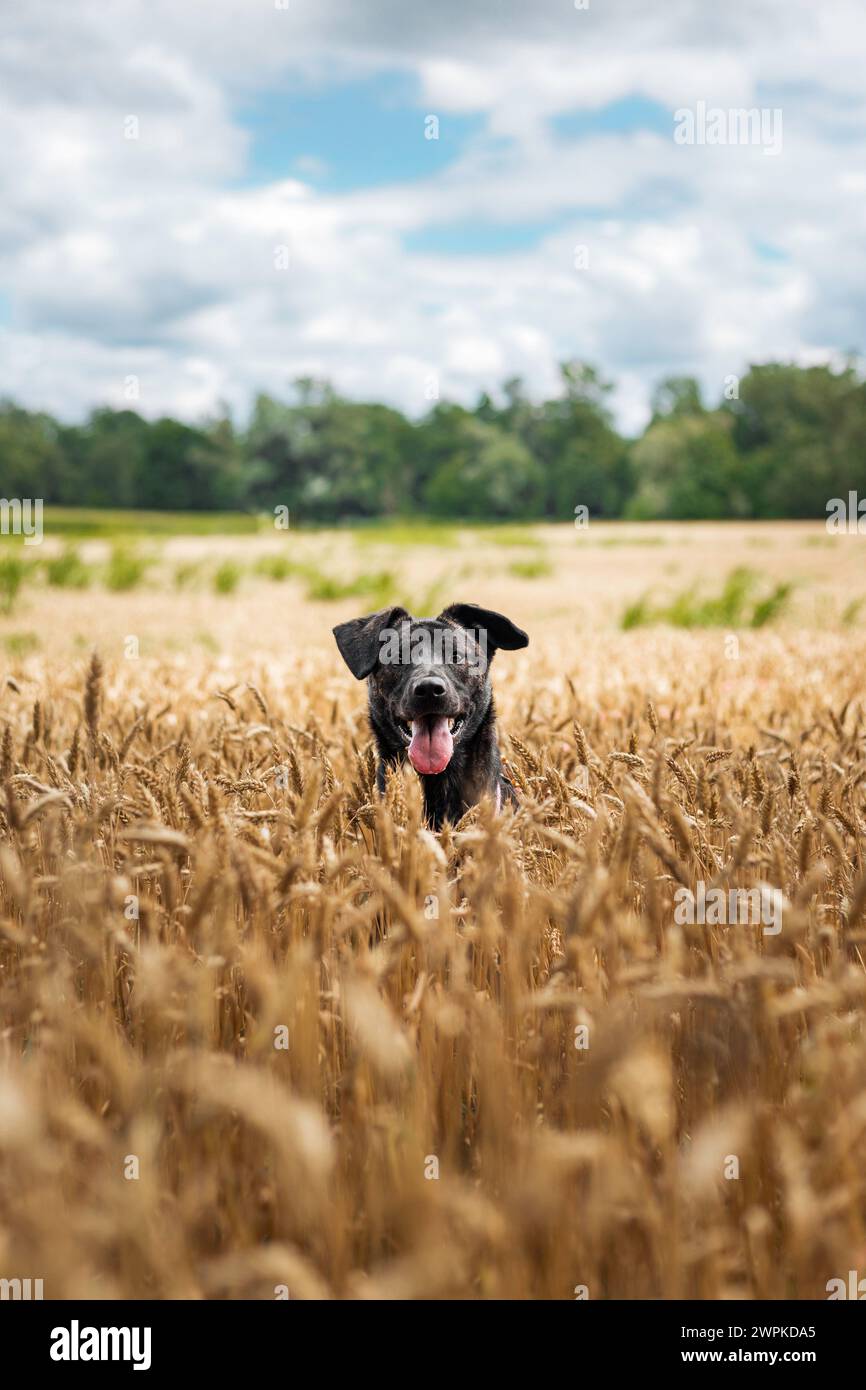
[1,523,865,1300]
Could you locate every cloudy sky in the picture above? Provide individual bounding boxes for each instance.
[0,0,864,432]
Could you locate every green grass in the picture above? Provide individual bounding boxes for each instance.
[621,568,793,630]
[3,631,40,658]
[173,561,205,589]
[352,520,458,548]
[43,507,260,538]
[42,546,92,588]
[0,553,28,613]
[253,553,300,581]
[303,567,396,605]
[621,593,655,632]
[104,545,150,591]
[213,561,243,595]
[508,556,553,579]
[750,583,794,628]
[481,526,543,548]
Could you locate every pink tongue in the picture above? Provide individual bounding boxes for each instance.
[408,716,453,775]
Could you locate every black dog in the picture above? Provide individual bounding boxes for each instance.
[333,602,529,828]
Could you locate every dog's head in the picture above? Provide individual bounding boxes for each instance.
[333,602,528,775]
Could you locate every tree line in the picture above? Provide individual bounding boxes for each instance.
[1,359,864,521]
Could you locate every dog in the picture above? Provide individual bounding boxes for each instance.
[333,602,529,829]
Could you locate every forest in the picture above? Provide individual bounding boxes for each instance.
[1,359,863,521]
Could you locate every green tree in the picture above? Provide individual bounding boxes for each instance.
[424,417,544,519]
[59,410,147,508]
[245,387,413,521]
[507,363,631,519]
[0,402,66,499]
[650,376,704,421]
[627,412,746,520]
[722,362,866,517]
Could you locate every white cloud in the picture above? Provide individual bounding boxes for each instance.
[0,0,864,431]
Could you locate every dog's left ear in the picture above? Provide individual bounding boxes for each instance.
[438,602,529,656]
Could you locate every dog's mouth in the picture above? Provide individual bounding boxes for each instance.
[396,713,465,774]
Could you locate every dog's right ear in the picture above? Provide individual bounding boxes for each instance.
[332,606,410,680]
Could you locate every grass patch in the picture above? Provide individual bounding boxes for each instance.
[43,546,92,588]
[621,593,655,631]
[43,507,260,538]
[173,561,205,589]
[213,561,243,595]
[508,556,553,579]
[304,568,396,605]
[751,583,794,628]
[2,631,40,658]
[352,520,458,548]
[104,544,150,591]
[482,526,543,548]
[0,553,28,613]
[621,568,793,630]
[253,553,300,582]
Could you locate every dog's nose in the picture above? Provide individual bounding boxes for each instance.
[413,677,447,703]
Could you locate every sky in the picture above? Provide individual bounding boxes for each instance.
[0,0,864,434]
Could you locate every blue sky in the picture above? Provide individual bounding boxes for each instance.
[240,72,486,192]
[239,84,682,254]
[0,0,864,431]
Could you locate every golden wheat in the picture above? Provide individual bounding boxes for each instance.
[1,626,865,1299]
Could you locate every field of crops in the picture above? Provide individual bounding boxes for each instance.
[1,520,865,1299]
